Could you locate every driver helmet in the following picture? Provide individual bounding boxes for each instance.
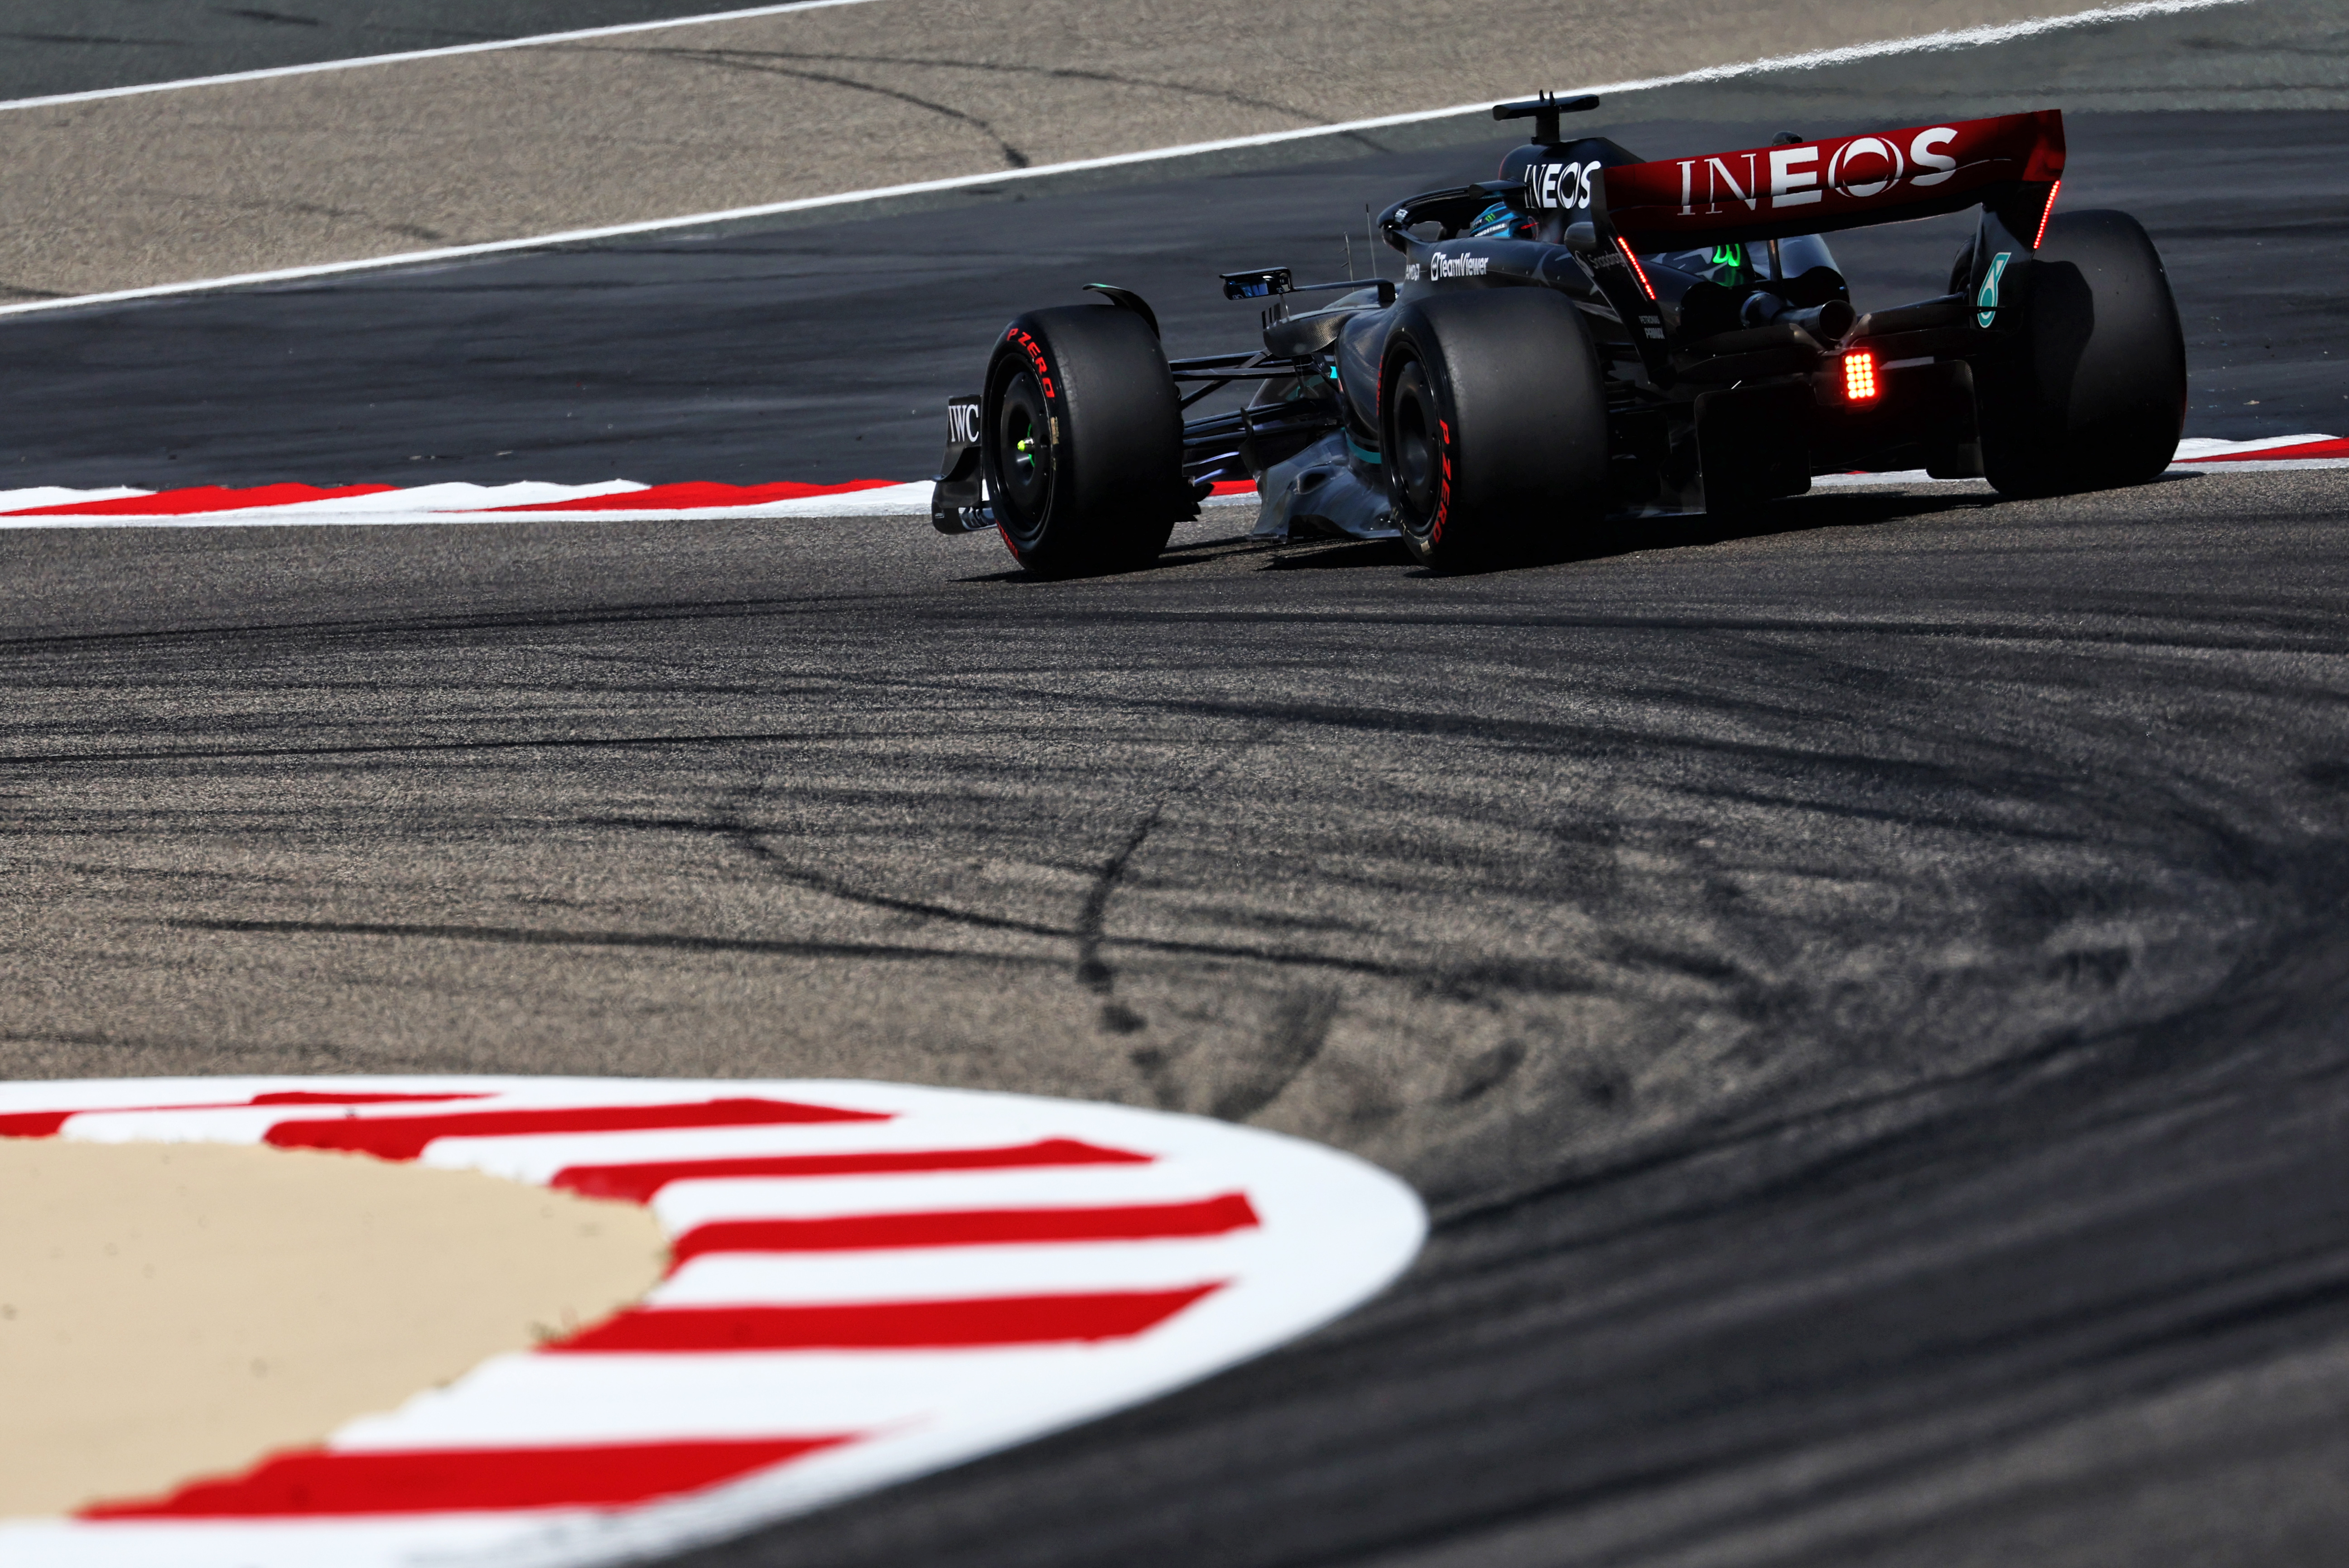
[1468,202,1536,241]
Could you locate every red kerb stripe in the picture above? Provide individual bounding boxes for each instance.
[549,1285,1222,1352]
[79,1436,849,1518]
[0,1090,484,1141]
[670,1193,1259,1263]
[550,1136,1151,1203]
[2180,436,2349,463]
[476,479,901,513]
[263,1097,888,1160]
[2,483,397,516]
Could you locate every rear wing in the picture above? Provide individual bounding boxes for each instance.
[1592,110,2064,251]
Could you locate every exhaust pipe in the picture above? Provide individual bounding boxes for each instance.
[1738,292,1857,344]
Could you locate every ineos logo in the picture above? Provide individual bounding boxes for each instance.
[946,399,981,445]
[1827,136,1904,198]
[1675,126,1961,214]
[1524,160,1603,211]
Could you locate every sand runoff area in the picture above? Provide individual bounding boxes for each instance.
[0,1137,667,1519]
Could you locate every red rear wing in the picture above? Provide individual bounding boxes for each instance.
[1593,111,2064,249]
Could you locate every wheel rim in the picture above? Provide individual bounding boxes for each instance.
[1390,362,1443,526]
[991,369,1054,533]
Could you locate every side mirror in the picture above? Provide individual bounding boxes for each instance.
[1221,267,1293,300]
[1564,222,1601,255]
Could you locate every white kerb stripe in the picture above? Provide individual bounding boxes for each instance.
[651,1240,1255,1306]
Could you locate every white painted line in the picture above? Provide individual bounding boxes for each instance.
[0,0,896,115]
[0,0,2253,321]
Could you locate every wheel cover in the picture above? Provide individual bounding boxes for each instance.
[989,367,1054,540]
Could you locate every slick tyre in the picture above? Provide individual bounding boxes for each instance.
[1982,210,2186,497]
[1380,290,1610,570]
[982,305,1187,578]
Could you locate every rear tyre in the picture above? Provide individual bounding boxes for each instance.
[982,305,1187,577]
[1982,210,2186,498]
[1379,290,1610,571]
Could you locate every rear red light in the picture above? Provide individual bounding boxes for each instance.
[1613,236,1656,302]
[2031,179,2062,249]
[1842,351,1879,401]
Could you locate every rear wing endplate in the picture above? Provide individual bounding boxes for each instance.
[1592,110,2064,250]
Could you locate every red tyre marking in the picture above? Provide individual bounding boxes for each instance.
[1432,416,1454,544]
[263,1098,888,1161]
[81,1437,853,1519]
[548,1286,1223,1352]
[668,1194,1259,1263]
[550,1136,1151,1204]
[1007,328,1056,401]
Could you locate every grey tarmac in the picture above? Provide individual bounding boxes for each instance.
[6,468,2349,1565]
[0,0,2232,301]
[6,2,2349,1563]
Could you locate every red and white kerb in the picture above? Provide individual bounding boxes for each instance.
[0,1077,1426,1568]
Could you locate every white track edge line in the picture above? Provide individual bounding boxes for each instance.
[0,0,2249,322]
[0,0,892,115]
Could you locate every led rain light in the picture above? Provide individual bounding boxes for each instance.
[1843,351,1879,400]
[1612,236,1656,301]
[2032,179,2063,250]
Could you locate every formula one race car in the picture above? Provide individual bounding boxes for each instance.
[931,96,2186,574]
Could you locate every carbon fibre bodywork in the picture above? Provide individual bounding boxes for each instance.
[933,101,2163,544]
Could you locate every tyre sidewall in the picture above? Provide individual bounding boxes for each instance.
[1379,290,1611,570]
[980,306,1184,577]
[1983,210,2186,496]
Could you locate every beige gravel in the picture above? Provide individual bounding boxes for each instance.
[0,1138,666,1519]
[0,0,2114,300]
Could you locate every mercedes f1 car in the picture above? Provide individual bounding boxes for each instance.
[930,97,2186,574]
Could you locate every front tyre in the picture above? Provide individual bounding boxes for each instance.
[1380,290,1610,570]
[982,305,1188,578]
[1982,209,2186,497]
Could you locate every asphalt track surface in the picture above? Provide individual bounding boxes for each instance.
[0,108,2341,488]
[0,0,2240,299]
[0,0,759,99]
[10,12,2349,1568]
